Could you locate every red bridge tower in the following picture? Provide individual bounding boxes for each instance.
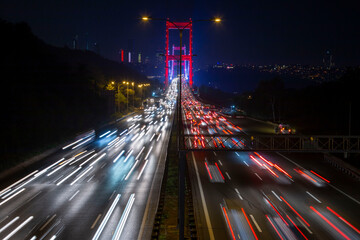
[165,20,193,88]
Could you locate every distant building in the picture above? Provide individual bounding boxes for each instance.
[72,35,79,49]
[323,50,335,70]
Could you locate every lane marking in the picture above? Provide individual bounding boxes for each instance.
[192,152,215,240]
[87,175,95,182]
[277,152,360,205]
[234,188,243,200]
[69,190,80,201]
[91,214,102,229]
[40,214,57,231]
[254,173,262,181]
[297,217,313,234]
[271,191,282,202]
[306,191,322,204]
[250,215,262,232]
[225,172,231,180]
[218,160,223,166]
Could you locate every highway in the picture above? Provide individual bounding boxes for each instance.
[0,79,177,240]
[182,83,360,240]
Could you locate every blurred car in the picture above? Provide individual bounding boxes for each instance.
[275,124,296,134]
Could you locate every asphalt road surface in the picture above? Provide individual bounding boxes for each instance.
[183,83,360,240]
[0,80,178,240]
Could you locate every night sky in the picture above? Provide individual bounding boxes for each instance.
[1,0,359,66]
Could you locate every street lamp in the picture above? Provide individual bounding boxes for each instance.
[132,82,135,108]
[126,82,129,112]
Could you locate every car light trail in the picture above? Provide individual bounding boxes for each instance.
[79,153,98,167]
[266,215,284,240]
[69,151,94,166]
[310,206,351,240]
[107,137,120,147]
[280,196,310,227]
[92,194,121,240]
[112,194,135,240]
[157,133,162,141]
[89,153,106,167]
[274,164,292,179]
[3,216,34,240]
[265,198,288,226]
[113,150,125,163]
[254,152,273,166]
[137,160,149,180]
[222,207,236,240]
[214,162,225,180]
[99,131,111,138]
[0,188,26,206]
[106,130,118,138]
[119,129,128,136]
[0,216,19,233]
[125,160,139,180]
[56,167,81,185]
[71,166,93,185]
[295,169,317,183]
[242,208,259,240]
[144,146,153,160]
[263,164,279,178]
[131,133,139,142]
[205,162,213,180]
[0,170,38,197]
[310,170,330,183]
[136,146,145,160]
[250,155,263,167]
[286,215,308,240]
[123,149,133,163]
[71,137,93,149]
[62,138,84,149]
[326,206,360,234]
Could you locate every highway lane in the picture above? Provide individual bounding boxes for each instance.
[182,83,360,240]
[0,79,178,240]
[188,150,360,240]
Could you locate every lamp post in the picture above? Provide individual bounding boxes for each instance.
[132,82,135,108]
[142,17,221,240]
[123,81,129,112]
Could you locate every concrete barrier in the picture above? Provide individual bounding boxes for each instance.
[324,154,360,181]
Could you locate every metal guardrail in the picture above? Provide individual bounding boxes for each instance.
[182,134,360,153]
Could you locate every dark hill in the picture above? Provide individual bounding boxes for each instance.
[0,19,147,170]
